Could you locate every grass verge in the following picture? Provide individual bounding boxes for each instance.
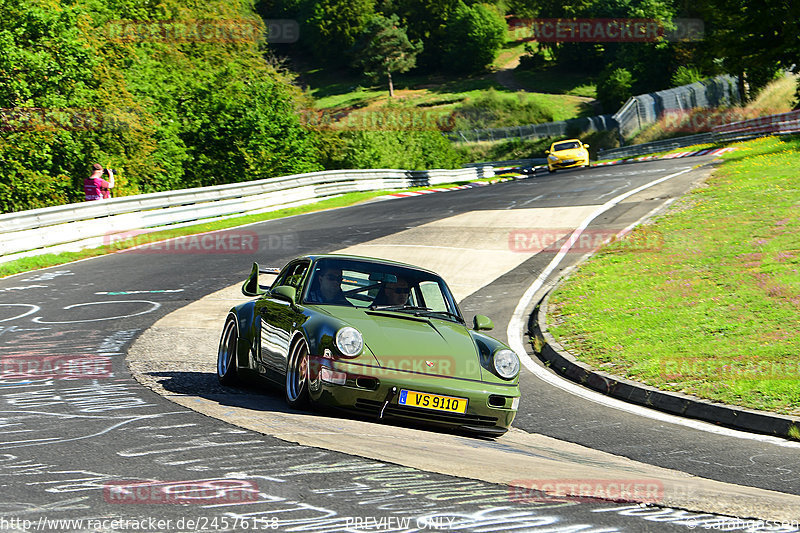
[546,135,800,416]
[1,178,507,279]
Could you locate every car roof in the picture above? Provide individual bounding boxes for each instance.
[296,254,440,276]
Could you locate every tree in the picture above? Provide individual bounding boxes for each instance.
[389,0,461,70]
[351,14,422,97]
[695,0,799,100]
[441,3,506,73]
[304,0,376,64]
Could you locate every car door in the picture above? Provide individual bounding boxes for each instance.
[256,260,310,380]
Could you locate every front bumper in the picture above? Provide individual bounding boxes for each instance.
[309,359,519,434]
[548,157,589,171]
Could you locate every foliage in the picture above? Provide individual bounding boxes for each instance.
[671,66,704,87]
[440,2,506,73]
[451,88,554,129]
[388,0,462,70]
[350,14,422,96]
[455,136,555,163]
[302,0,376,63]
[695,0,800,99]
[0,0,321,213]
[327,130,463,170]
[596,67,633,111]
[517,43,550,71]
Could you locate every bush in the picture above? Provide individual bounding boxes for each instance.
[0,0,321,213]
[451,89,554,130]
[456,137,555,164]
[325,130,463,170]
[440,3,506,73]
[596,67,634,112]
[517,43,549,71]
[671,66,704,87]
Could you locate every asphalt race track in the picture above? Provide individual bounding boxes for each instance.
[2,156,799,532]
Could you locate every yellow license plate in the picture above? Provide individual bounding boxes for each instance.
[398,389,467,414]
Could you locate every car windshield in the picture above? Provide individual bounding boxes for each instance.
[303,257,463,322]
[553,141,581,151]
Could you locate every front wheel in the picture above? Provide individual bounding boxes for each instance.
[217,316,239,385]
[285,338,310,408]
[548,167,555,173]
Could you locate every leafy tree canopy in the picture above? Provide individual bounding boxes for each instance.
[350,14,422,96]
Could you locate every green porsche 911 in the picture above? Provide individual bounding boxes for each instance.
[217,254,520,436]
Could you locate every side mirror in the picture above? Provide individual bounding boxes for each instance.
[583,143,590,148]
[544,150,550,155]
[242,262,266,297]
[473,315,494,331]
[271,285,296,303]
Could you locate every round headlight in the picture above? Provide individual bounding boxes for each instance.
[493,349,519,379]
[335,327,363,357]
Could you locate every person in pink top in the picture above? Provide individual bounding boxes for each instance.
[84,163,114,201]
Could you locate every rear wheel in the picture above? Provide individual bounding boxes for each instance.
[217,316,239,385]
[285,338,310,408]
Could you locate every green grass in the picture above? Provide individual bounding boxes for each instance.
[1,178,506,279]
[511,69,597,99]
[301,61,594,131]
[547,136,800,416]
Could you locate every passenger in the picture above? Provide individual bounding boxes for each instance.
[373,277,412,307]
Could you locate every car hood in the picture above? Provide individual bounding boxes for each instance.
[331,307,482,380]
[552,148,587,159]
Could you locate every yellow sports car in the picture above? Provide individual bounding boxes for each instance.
[545,139,590,172]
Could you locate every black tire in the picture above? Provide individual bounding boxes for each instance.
[217,316,239,385]
[548,167,555,173]
[285,337,310,408]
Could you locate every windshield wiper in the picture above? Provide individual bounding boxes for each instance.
[368,304,431,312]
[413,310,465,323]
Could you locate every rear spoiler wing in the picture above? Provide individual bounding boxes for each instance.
[242,263,280,297]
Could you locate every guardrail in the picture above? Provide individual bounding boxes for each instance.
[445,75,739,145]
[0,166,494,263]
[464,158,546,169]
[613,75,740,138]
[597,109,800,160]
[597,133,715,160]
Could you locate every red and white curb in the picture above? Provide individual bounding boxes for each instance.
[594,146,737,167]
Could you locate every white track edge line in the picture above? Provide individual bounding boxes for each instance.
[507,166,800,448]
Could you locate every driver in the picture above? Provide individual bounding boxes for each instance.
[307,267,350,305]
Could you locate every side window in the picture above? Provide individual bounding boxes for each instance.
[273,262,309,290]
[285,262,309,289]
[418,281,446,312]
